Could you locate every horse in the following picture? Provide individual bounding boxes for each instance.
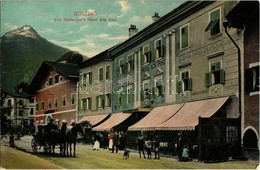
[45,122,67,156]
[66,123,84,157]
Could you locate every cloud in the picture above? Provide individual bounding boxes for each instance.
[116,1,131,18]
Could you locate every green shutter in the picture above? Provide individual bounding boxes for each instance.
[188,78,192,91]
[141,90,144,101]
[96,96,99,109]
[153,87,157,98]
[210,9,220,21]
[160,45,165,57]
[177,81,183,93]
[106,66,110,79]
[220,69,225,84]
[144,46,149,53]
[141,55,144,65]
[151,48,156,61]
[181,26,188,48]
[89,72,92,84]
[205,72,212,87]
[89,98,92,110]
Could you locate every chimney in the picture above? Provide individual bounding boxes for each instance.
[129,25,138,37]
[152,13,160,22]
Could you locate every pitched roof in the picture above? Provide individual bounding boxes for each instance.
[29,61,79,93]
[55,51,85,64]
[1,88,34,98]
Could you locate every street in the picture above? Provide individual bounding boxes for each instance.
[1,135,259,169]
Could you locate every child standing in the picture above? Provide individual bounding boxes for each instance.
[146,140,152,159]
[182,144,189,161]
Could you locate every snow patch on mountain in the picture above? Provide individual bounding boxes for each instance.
[4,25,40,39]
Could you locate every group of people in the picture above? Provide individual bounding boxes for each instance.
[137,135,160,159]
[92,130,125,153]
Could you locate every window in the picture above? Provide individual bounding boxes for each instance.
[99,68,104,81]
[127,85,134,104]
[54,98,58,108]
[48,99,51,109]
[205,61,225,87]
[141,45,151,65]
[155,39,164,58]
[106,65,111,79]
[7,99,11,107]
[30,108,34,115]
[154,79,164,97]
[55,74,59,83]
[87,97,92,110]
[48,77,53,86]
[71,94,75,105]
[36,103,39,112]
[127,54,134,71]
[40,101,44,111]
[62,96,66,107]
[81,98,87,111]
[82,72,92,84]
[106,93,111,107]
[205,8,221,36]
[180,24,189,49]
[119,59,125,74]
[115,87,123,105]
[245,65,260,93]
[142,82,151,100]
[96,95,105,109]
[177,71,192,93]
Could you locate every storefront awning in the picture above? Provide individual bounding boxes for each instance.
[128,103,184,131]
[156,97,229,131]
[78,114,110,127]
[92,112,131,131]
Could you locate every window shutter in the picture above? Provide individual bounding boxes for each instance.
[151,48,156,61]
[177,81,183,93]
[205,72,212,87]
[141,90,144,101]
[245,68,253,94]
[220,69,225,84]
[96,96,99,109]
[148,51,151,63]
[153,87,156,98]
[188,78,192,91]
[89,72,92,84]
[160,45,165,57]
[89,98,92,110]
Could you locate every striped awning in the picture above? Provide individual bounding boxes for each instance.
[92,112,131,131]
[78,114,110,127]
[128,103,184,131]
[156,97,229,131]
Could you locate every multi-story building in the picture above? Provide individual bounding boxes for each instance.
[30,61,79,128]
[226,1,259,153]
[103,0,258,159]
[1,89,34,130]
[78,49,112,128]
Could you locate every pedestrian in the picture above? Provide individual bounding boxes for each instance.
[182,144,189,161]
[93,132,101,150]
[137,135,146,158]
[146,139,152,159]
[112,132,119,153]
[177,131,185,161]
[108,131,113,150]
[153,135,160,159]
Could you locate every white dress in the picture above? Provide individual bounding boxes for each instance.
[93,140,100,150]
[108,139,113,150]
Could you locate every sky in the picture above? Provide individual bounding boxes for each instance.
[1,0,185,58]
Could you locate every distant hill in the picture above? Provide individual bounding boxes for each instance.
[0,25,71,91]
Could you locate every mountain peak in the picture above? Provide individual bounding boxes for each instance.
[4,25,41,39]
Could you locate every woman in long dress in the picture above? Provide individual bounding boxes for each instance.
[108,132,113,150]
[93,133,101,150]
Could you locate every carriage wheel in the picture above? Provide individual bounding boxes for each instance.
[31,139,38,153]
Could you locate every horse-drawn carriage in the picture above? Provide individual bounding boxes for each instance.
[31,122,84,157]
[31,124,62,153]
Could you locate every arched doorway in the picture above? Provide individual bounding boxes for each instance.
[46,115,52,125]
[243,129,258,149]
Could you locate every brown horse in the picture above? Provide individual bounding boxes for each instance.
[66,123,84,157]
